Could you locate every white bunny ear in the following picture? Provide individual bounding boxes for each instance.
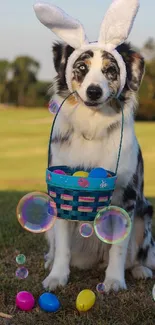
[34,2,88,49]
[98,0,140,50]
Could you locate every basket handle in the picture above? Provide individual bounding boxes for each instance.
[47,92,76,168]
[47,94,124,175]
[115,100,124,175]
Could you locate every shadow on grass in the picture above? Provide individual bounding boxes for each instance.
[0,191,155,325]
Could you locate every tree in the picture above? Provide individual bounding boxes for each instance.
[0,60,10,103]
[25,81,50,107]
[141,37,155,62]
[11,56,40,106]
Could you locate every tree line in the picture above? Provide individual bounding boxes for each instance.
[0,38,155,120]
[0,56,50,108]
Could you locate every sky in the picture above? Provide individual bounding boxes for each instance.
[0,0,155,81]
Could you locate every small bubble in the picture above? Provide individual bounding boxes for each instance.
[48,100,59,114]
[79,223,94,238]
[16,254,26,265]
[96,283,105,293]
[44,253,48,261]
[16,267,29,279]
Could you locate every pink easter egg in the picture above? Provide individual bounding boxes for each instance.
[53,169,66,175]
[47,174,51,180]
[78,178,89,188]
[16,291,35,311]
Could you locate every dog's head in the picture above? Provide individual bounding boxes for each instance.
[34,0,142,110]
[53,42,144,108]
[71,48,120,106]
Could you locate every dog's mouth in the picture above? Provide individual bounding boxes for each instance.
[75,93,116,109]
[84,101,102,107]
[75,92,103,107]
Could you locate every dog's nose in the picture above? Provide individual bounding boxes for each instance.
[87,85,103,101]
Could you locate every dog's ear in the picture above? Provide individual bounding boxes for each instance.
[118,43,145,92]
[126,51,145,91]
[53,42,74,84]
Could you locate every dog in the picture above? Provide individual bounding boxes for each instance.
[43,41,155,292]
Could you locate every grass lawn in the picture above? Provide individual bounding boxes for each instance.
[0,107,155,325]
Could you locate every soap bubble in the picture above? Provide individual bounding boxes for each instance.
[16,254,26,265]
[96,283,105,293]
[48,100,59,114]
[16,267,29,279]
[16,192,57,234]
[79,223,94,238]
[94,206,131,244]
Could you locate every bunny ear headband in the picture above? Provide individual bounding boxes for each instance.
[34,0,139,97]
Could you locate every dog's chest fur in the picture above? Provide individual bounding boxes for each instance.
[50,98,138,193]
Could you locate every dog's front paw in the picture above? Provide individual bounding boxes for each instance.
[131,266,153,280]
[104,277,127,293]
[42,268,70,291]
[44,253,54,270]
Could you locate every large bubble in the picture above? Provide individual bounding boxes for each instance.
[16,192,57,234]
[94,206,131,244]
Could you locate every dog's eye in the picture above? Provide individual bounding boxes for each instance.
[106,66,117,76]
[107,67,116,74]
[79,65,86,71]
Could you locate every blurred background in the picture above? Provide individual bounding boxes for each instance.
[0,0,155,195]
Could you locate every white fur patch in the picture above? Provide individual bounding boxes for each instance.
[76,51,111,103]
[131,266,153,279]
[43,219,71,290]
[66,44,126,96]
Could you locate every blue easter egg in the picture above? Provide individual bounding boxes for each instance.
[38,293,60,312]
[89,168,107,178]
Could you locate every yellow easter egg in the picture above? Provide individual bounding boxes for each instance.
[73,171,89,178]
[76,289,96,312]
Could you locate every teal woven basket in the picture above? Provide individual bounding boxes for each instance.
[46,96,124,222]
[46,166,117,221]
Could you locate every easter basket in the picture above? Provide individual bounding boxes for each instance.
[46,99,124,222]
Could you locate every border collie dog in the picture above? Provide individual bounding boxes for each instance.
[43,42,155,292]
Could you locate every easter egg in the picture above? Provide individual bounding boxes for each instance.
[76,289,96,312]
[53,169,66,175]
[16,291,35,311]
[38,293,60,312]
[78,178,89,188]
[89,168,107,178]
[73,171,89,178]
